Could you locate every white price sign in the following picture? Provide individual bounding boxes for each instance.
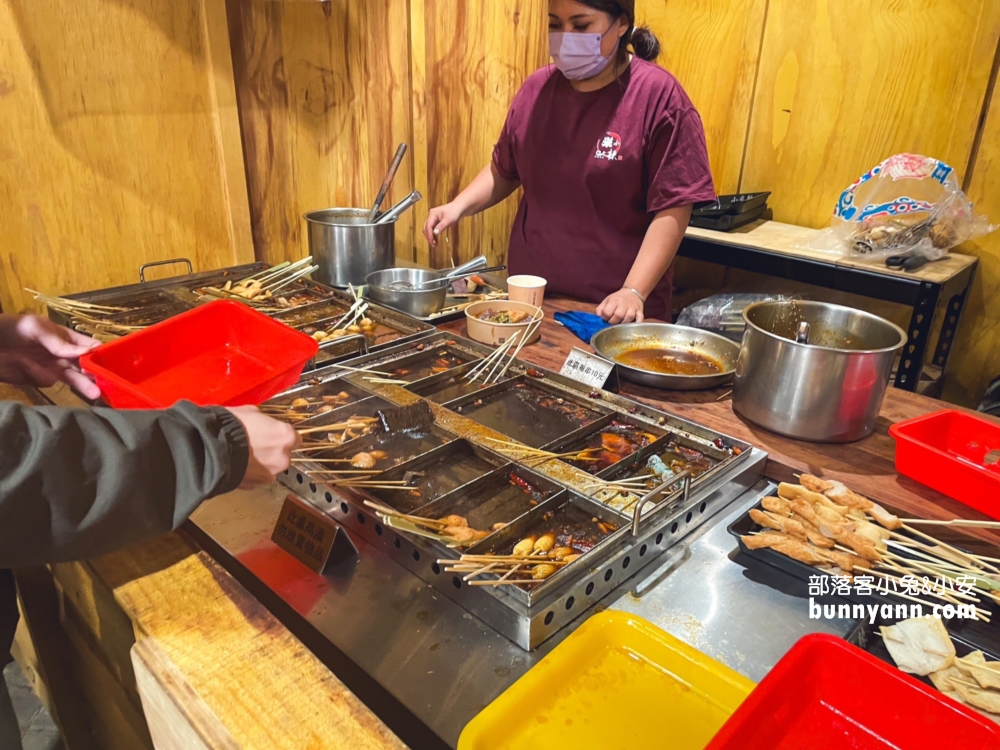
[560,347,617,390]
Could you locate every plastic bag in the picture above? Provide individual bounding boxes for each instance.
[677,293,793,340]
[830,154,996,260]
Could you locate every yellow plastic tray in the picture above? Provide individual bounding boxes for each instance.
[458,611,755,750]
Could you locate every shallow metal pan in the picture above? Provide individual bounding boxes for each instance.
[590,323,739,390]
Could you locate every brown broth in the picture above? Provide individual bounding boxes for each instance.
[614,347,723,376]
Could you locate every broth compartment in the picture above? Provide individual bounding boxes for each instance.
[552,418,664,474]
[407,362,514,404]
[416,467,560,533]
[365,440,504,512]
[450,380,605,448]
[462,493,624,590]
[265,379,373,418]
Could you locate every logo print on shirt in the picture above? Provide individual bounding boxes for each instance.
[595,132,623,161]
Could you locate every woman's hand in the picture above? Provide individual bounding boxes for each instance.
[0,314,101,398]
[596,289,644,325]
[423,203,464,247]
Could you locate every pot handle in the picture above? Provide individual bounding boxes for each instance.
[443,255,488,278]
[630,469,694,537]
[139,258,193,282]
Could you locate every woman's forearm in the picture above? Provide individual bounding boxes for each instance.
[624,205,692,298]
[452,163,520,217]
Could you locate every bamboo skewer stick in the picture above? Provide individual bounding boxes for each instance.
[329,364,393,376]
[862,570,989,621]
[362,378,410,385]
[296,419,378,435]
[901,518,1000,529]
[491,317,542,384]
[483,330,525,385]
[898,526,1000,573]
[877,556,983,604]
[264,264,319,293]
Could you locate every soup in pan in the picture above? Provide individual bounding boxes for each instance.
[613,347,724,376]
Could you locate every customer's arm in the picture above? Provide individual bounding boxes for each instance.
[0,401,279,567]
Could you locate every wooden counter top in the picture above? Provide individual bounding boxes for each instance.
[685,219,978,286]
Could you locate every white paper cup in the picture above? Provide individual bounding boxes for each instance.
[506,275,547,307]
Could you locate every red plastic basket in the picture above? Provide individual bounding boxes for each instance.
[705,634,1000,750]
[889,410,1000,520]
[81,300,319,408]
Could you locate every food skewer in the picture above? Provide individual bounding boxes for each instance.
[296,418,380,436]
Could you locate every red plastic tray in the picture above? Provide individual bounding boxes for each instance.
[889,410,1000,520]
[81,300,318,408]
[706,634,1000,750]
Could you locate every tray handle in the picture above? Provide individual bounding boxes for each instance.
[630,469,694,537]
[304,334,370,371]
[139,258,194,282]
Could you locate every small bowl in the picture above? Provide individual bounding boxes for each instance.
[465,300,544,346]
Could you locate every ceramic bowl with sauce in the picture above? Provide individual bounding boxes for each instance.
[590,323,739,390]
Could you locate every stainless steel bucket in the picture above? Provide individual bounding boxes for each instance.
[732,300,906,442]
[304,208,394,288]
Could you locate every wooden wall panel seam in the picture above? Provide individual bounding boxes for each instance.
[963,36,1000,193]
[736,0,773,193]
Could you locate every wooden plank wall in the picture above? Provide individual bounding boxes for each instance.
[944,82,1000,405]
[737,0,1000,228]
[224,0,415,266]
[0,0,254,314]
[411,0,549,269]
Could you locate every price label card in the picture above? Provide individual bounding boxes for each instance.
[272,495,357,574]
[560,347,619,392]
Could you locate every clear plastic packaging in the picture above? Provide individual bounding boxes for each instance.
[677,293,793,339]
[829,154,996,260]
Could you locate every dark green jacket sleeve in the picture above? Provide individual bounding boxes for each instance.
[0,401,249,568]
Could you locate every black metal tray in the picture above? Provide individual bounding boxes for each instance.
[690,204,767,231]
[727,498,983,612]
[693,192,770,217]
[847,611,1000,690]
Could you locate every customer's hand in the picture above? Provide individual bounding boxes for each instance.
[597,289,644,325]
[227,406,301,489]
[423,203,463,247]
[0,314,101,398]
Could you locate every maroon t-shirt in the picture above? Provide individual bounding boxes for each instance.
[492,59,715,319]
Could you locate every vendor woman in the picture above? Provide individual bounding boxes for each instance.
[423,0,715,324]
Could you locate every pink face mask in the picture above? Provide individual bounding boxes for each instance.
[549,23,620,81]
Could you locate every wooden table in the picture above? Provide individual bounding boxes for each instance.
[679,220,979,392]
[10,300,999,749]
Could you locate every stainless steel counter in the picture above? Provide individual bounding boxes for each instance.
[189,477,853,749]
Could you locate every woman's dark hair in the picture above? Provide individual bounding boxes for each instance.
[574,0,661,65]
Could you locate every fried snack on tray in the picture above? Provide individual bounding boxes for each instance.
[800,474,903,529]
[880,616,955,676]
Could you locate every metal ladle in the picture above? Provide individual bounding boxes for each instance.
[388,266,507,291]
